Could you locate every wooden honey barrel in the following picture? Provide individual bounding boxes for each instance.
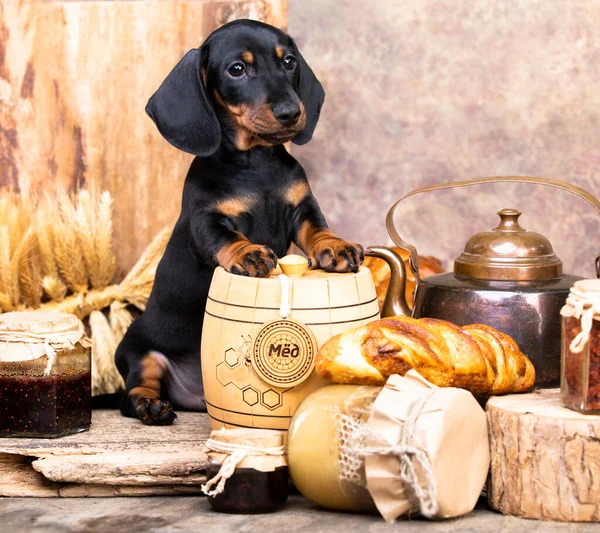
[201,266,380,430]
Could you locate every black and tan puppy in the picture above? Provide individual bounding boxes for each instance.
[115,19,364,425]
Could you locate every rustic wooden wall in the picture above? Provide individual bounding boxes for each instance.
[0,0,287,280]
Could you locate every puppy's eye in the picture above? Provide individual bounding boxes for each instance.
[283,56,296,71]
[227,63,246,78]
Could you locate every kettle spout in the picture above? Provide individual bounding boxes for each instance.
[365,246,412,318]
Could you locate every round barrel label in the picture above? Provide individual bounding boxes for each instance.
[251,318,318,388]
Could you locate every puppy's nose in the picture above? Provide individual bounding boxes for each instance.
[273,103,301,127]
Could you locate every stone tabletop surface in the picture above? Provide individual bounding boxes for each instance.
[1,495,598,533]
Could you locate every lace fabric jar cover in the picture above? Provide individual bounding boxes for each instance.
[0,312,92,438]
[561,279,600,413]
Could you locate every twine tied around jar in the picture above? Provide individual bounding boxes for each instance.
[342,391,439,518]
[201,437,286,497]
[561,284,600,354]
[0,324,86,376]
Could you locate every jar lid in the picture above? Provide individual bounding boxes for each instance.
[572,279,600,294]
[0,312,89,364]
[454,208,563,281]
[209,428,285,449]
[0,312,82,336]
[204,428,287,477]
[561,279,600,320]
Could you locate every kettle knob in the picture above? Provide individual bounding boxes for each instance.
[494,209,525,232]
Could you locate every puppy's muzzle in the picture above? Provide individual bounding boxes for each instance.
[272,102,301,127]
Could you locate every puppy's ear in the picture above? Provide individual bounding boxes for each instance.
[291,42,326,146]
[145,47,221,157]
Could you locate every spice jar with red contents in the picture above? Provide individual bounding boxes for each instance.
[0,312,92,437]
[561,280,600,413]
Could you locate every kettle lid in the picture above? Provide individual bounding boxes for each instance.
[454,208,562,281]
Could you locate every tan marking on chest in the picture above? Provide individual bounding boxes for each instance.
[216,196,257,218]
[285,181,309,206]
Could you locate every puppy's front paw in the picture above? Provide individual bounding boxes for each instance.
[309,239,364,273]
[134,397,177,426]
[229,244,277,278]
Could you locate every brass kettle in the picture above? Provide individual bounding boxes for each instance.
[367,176,600,387]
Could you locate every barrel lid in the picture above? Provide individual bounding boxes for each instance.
[454,208,562,281]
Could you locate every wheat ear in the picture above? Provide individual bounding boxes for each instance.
[94,191,116,290]
[16,229,43,309]
[0,225,12,310]
[54,192,89,292]
[73,190,99,289]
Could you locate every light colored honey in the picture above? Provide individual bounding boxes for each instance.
[287,385,380,511]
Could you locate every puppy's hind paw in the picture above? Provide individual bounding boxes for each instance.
[134,397,178,426]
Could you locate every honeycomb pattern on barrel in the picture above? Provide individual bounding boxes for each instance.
[224,347,240,369]
[261,389,283,410]
[214,334,290,414]
[242,386,260,406]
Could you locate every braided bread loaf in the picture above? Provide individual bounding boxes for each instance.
[315,316,535,395]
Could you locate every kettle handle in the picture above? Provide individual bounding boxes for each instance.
[386,176,600,279]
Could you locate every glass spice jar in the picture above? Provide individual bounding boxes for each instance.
[202,428,288,514]
[561,280,600,413]
[0,312,92,438]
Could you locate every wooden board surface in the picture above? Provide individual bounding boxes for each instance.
[0,410,211,497]
[487,388,600,522]
[0,0,287,280]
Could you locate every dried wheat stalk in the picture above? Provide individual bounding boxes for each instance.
[0,188,172,395]
[89,310,124,395]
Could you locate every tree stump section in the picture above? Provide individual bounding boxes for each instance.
[487,388,600,522]
[0,410,211,497]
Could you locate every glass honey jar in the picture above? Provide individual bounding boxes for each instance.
[561,280,600,413]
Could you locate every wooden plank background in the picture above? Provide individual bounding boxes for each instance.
[0,0,287,280]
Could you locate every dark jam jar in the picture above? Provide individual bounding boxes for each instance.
[205,463,288,513]
[0,312,92,438]
[561,280,600,414]
[202,428,288,513]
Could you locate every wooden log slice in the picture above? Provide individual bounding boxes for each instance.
[487,388,600,522]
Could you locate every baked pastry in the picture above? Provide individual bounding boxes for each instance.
[315,316,535,395]
[363,248,445,310]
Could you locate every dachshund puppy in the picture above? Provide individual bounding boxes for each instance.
[115,19,364,425]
